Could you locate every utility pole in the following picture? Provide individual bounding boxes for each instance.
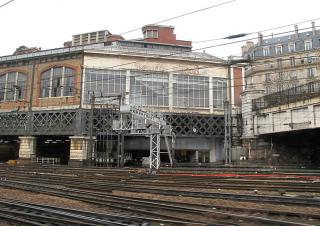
[224,57,251,165]
[88,92,95,166]
[27,63,36,135]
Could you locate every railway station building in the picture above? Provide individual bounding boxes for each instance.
[0,25,244,166]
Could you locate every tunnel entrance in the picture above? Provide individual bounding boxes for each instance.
[263,128,320,167]
[37,136,70,165]
[0,136,19,162]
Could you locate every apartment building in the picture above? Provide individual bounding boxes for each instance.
[241,22,320,164]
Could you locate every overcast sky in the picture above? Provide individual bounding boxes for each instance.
[1,0,320,58]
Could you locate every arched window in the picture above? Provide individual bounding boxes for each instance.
[0,72,26,101]
[40,67,75,98]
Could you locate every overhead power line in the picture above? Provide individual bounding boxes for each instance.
[119,0,236,35]
[194,17,320,44]
[0,0,14,8]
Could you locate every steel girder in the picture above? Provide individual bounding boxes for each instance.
[0,109,224,137]
[165,114,224,137]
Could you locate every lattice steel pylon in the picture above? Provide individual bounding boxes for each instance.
[150,133,160,169]
[113,104,173,170]
[224,100,232,164]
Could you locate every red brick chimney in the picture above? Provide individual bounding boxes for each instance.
[142,25,192,47]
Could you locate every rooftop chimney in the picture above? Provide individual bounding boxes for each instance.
[258,33,263,45]
[241,41,254,57]
[312,21,316,36]
[294,25,299,38]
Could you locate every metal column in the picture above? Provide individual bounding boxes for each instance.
[149,133,160,169]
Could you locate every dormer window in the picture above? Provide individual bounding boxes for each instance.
[263,47,270,56]
[288,42,295,52]
[305,40,312,51]
[143,29,158,39]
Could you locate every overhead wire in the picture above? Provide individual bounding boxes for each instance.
[0,0,14,8]
[1,14,320,111]
[194,17,320,43]
[119,0,237,36]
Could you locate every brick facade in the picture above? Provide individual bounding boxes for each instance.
[232,67,243,107]
[0,55,83,111]
[142,25,192,47]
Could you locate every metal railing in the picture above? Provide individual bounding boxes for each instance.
[34,157,60,165]
[253,80,320,111]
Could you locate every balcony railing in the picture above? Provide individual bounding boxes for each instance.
[252,80,320,111]
[246,55,319,75]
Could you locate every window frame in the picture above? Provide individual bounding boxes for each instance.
[288,42,295,52]
[212,78,227,109]
[130,71,169,107]
[265,73,271,82]
[173,74,210,108]
[275,45,283,55]
[304,40,313,51]
[40,66,75,98]
[289,57,295,66]
[263,47,270,56]
[84,68,126,104]
[307,67,316,78]
[0,72,26,102]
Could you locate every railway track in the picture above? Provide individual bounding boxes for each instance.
[0,179,318,225]
[0,165,319,225]
[2,166,320,193]
[2,177,320,208]
[0,198,154,226]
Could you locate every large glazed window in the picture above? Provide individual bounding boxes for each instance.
[40,67,75,98]
[84,68,126,103]
[173,75,209,108]
[212,79,227,109]
[130,71,169,106]
[0,72,26,101]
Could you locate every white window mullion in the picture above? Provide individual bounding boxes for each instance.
[14,72,18,100]
[3,73,7,101]
[49,68,53,98]
[61,67,65,96]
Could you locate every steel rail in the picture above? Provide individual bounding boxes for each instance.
[0,180,316,226]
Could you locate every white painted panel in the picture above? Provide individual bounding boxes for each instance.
[291,107,309,123]
[314,105,320,126]
[291,107,311,130]
[257,114,272,134]
[273,111,289,132]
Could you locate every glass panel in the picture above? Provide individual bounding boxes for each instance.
[51,67,63,97]
[84,69,126,103]
[40,69,51,97]
[212,79,227,109]
[6,72,16,101]
[130,71,169,106]
[0,75,5,101]
[16,73,26,100]
[173,75,209,108]
[63,68,75,96]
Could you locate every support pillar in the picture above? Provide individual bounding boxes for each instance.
[18,136,37,163]
[69,136,90,166]
[194,150,199,163]
[209,139,217,163]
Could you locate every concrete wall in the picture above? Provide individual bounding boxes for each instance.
[254,96,320,135]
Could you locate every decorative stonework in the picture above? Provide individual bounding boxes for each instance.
[18,136,37,159]
[69,136,90,160]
